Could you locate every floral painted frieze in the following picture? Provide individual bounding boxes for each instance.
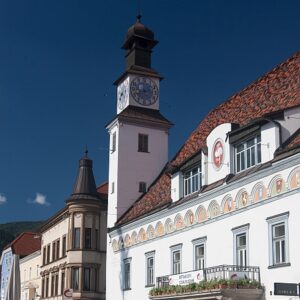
[112,167,300,252]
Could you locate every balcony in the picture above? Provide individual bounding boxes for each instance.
[151,265,263,300]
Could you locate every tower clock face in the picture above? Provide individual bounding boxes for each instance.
[130,77,158,106]
[117,78,129,110]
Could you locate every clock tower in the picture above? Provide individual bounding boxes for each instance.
[107,16,172,227]
[115,15,162,114]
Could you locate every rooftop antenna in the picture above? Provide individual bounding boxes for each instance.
[84,144,88,157]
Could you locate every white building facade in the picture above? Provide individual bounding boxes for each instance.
[20,250,41,300]
[106,16,300,300]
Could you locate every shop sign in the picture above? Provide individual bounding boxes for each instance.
[63,288,73,299]
[169,270,204,286]
[274,282,299,296]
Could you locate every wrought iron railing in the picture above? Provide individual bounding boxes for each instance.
[156,264,260,288]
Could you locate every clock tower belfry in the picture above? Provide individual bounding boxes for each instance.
[106,16,172,228]
[115,15,163,114]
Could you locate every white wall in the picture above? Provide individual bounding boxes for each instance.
[108,120,169,227]
[107,158,300,300]
[261,122,280,162]
[206,123,232,184]
[171,172,182,202]
[20,251,41,300]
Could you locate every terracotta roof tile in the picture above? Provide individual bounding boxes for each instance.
[116,51,300,226]
[284,128,300,149]
[97,181,108,201]
[6,232,41,257]
[116,172,171,225]
[172,51,300,166]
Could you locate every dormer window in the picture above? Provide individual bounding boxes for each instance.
[183,165,202,196]
[235,135,261,173]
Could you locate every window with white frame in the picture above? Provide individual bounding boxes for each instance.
[267,212,290,267]
[145,251,155,286]
[235,135,261,173]
[170,244,182,275]
[232,224,249,266]
[123,258,132,290]
[236,233,247,266]
[192,237,206,270]
[183,165,202,196]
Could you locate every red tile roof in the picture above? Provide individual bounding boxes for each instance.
[172,51,300,167]
[116,51,300,226]
[285,129,300,149]
[6,232,41,257]
[97,181,108,200]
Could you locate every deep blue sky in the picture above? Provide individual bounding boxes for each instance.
[0,0,299,223]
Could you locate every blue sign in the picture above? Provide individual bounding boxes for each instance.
[0,250,13,300]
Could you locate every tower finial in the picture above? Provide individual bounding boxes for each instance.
[85,145,88,157]
[137,0,142,22]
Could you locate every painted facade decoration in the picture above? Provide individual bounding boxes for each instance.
[111,167,300,252]
[174,214,185,230]
[251,182,268,202]
[222,195,235,213]
[212,139,224,170]
[147,225,155,240]
[196,205,207,222]
[269,175,287,196]
[236,189,249,208]
[184,210,194,227]
[288,167,300,189]
[155,222,165,237]
[165,218,174,234]
[208,200,221,218]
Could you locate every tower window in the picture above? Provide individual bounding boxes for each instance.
[111,132,116,153]
[138,134,149,152]
[139,182,147,193]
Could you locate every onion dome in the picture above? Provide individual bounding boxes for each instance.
[122,15,158,50]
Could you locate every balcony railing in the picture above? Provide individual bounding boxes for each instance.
[156,264,260,288]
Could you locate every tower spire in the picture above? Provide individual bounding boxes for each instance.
[66,154,100,202]
[122,16,158,70]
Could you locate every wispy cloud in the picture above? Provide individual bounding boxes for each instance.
[0,193,7,205]
[28,192,50,206]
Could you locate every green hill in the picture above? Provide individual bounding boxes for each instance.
[0,221,44,254]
